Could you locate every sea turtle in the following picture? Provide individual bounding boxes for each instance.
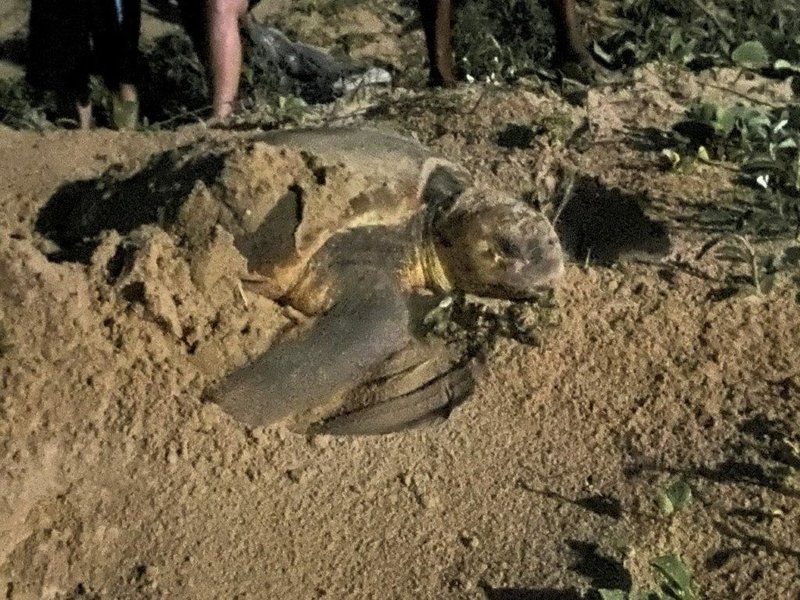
[208,126,564,435]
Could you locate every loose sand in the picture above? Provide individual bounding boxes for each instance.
[1,2,798,599]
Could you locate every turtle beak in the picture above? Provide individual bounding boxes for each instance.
[503,230,564,297]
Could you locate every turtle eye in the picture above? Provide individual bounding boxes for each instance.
[496,236,522,257]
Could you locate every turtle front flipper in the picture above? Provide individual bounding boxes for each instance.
[312,343,476,436]
[209,277,411,428]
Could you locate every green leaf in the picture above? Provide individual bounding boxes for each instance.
[593,41,614,64]
[661,149,682,169]
[657,493,673,516]
[669,30,684,55]
[667,479,693,510]
[689,102,719,125]
[658,479,693,516]
[795,152,800,191]
[598,590,629,600]
[731,41,770,69]
[747,114,772,130]
[774,59,800,73]
[651,554,696,600]
[773,119,789,133]
[714,108,737,136]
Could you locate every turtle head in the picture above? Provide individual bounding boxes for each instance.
[429,189,564,299]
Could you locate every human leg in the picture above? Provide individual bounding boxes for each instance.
[550,0,608,72]
[207,0,249,119]
[177,0,210,64]
[118,0,142,97]
[27,0,95,127]
[65,4,95,129]
[90,0,141,128]
[418,0,457,87]
[115,0,141,127]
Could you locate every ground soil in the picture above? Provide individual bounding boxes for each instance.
[1,2,799,599]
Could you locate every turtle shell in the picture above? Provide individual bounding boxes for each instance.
[175,126,466,301]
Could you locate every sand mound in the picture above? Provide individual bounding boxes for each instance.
[20,131,430,411]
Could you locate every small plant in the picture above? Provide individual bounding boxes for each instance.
[598,0,800,71]
[138,33,210,126]
[657,479,693,516]
[696,233,783,297]
[665,95,800,294]
[423,291,560,349]
[669,100,800,240]
[453,0,558,82]
[0,78,57,130]
[595,553,698,600]
[590,477,700,600]
[730,40,770,70]
[649,554,698,600]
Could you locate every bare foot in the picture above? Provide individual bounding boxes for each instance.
[212,100,236,121]
[428,64,459,88]
[119,83,138,104]
[429,75,458,88]
[557,49,618,85]
[76,102,93,130]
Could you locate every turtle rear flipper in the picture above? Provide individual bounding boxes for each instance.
[349,339,464,400]
[313,347,476,436]
[210,278,411,428]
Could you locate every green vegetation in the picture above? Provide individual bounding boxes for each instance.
[668,97,800,241]
[453,0,556,82]
[0,78,57,130]
[451,0,800,85]
[657,479,693,517]
[653,38,800,294]
[596,479,699,600]
[424,290,560,350]
[591,480,697,600]
[596,554,698,599]
[599,0,800,71]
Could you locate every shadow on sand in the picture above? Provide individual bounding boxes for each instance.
[482,587,584,600]
[553,174,671,265]
[35,144,228,262]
